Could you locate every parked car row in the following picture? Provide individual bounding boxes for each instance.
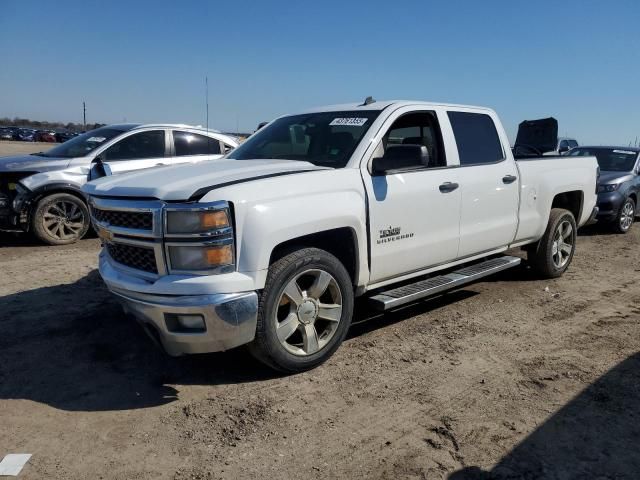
[0,126,80,143]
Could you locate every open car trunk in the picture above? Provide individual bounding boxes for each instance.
[513,117,559,158]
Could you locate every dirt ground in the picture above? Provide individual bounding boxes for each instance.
[0,140,55,156]
[1,137,639,478]
[1,221,639,479]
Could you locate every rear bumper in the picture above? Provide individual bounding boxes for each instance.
[111,287,259,356]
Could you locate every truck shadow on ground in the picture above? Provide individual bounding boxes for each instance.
[449,351,640,479]
[0,269,477,412]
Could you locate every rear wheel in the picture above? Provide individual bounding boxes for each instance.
[612,197,635,234]
[249,247,354,373]
[527,208,577,279]
[32,193,90,245]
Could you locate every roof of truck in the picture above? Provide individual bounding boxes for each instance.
[300,100,494,113]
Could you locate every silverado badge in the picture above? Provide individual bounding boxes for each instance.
[377,226,414,244]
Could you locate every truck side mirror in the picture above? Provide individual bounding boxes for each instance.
[371,145,430,176]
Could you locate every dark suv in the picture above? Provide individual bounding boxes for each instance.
[568,146,640,233]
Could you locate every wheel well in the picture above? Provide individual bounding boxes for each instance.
[551,191,583,221]
[629,192,637,205]
[31,188,87,209]
[269,228,359,285]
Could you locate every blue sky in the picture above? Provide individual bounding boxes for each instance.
[1,0,639,144]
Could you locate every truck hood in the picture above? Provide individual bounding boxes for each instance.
[515,117,558,154]
[599,171,634,185]
[82,159,329,201]
[0,154,71,173]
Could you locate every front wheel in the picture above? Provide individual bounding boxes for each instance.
[31,193,90,245]
[249,247,354,373]
[527,208,577,279]
[612,197,635,234]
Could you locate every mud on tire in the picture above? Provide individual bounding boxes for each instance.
[32,193,90,246]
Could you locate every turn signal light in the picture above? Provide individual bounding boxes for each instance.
[206,244,233,265]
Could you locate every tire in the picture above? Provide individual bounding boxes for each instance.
[527,208,577,279]
[248,247,354,373]
[611,197,635,234]
[31,193,90,245]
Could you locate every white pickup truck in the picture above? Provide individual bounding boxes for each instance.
[83,99,599,372]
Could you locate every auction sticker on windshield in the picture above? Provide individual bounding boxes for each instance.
[329,118,368,127]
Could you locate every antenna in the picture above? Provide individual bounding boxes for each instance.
[205,76,209,133]
[82,101,86,129]
[360,96,375,106]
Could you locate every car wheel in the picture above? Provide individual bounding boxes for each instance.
[32,193,90,245]
[527,208,577,279]
[612,197,635,234]
[249,247,354,373]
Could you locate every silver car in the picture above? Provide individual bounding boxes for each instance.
[0,124,239,245]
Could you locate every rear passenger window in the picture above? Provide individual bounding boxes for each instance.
[173,131,221,156]
[448,112,504,165]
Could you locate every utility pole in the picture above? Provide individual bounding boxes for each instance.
[83,101,86,129]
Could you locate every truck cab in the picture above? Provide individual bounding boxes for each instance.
[83,100,598,372]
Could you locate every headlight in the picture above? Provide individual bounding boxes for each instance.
[167,242,234,272]
[163,202,235,274]
[598,183,619,193]
[166,208,229,234]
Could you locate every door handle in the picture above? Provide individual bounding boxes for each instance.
[502,174,518,184]
[439,182,459,193]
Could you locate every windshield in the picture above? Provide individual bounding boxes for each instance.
[569,147,638,172]
[37,127,126,158]
[228,111,381,168]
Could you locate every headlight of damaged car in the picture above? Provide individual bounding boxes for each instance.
[598,183,620,193]
[164,203,234,274]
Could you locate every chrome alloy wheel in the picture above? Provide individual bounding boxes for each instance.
[43,200,85,240]
[620,200,635,231]
[275,269,343,356]
[551,220,574,269]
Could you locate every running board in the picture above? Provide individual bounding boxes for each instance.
[368,256,521,311]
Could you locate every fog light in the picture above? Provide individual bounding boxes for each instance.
[165,313,206,333]
[177,314,206,331]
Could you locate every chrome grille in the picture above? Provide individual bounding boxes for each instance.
[91,207,153,230]
[105,243,158,274]
[88,196,232,278]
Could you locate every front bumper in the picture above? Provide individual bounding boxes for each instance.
[111,287,259,356]
[0,208,21,231]
[595,191,624,221]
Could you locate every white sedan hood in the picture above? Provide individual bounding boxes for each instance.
[82,159,327,201]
